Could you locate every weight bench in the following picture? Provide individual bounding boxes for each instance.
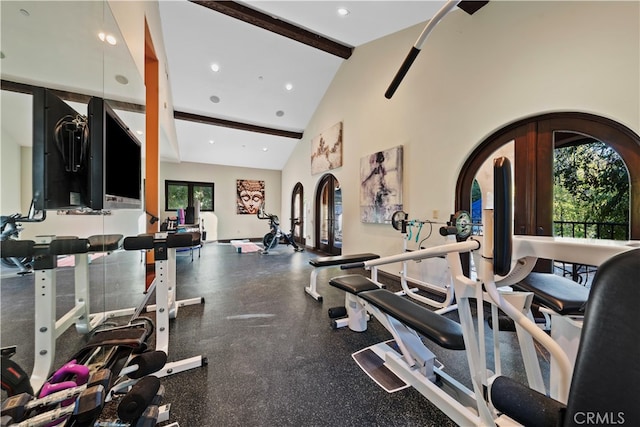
[121,232,206,379]
[1,235,92,392]
[305,253,379,301]
[348,286,466,397]
[327,275,382,331]
[513,272,588,318]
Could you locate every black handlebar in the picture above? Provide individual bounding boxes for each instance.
[439,226,458,236]
[385,46,421,99]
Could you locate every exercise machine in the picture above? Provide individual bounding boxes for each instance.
[256,207,303,254]
[389,210,472,312]
[1,202,46,275]
[329,157,639,426]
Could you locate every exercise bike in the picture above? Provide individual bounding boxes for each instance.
[1,202,46,275]
[257,207,304,254]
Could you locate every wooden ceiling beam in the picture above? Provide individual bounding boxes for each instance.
[174,110,303,140]
[2,80,302,140]
[1,79,144,113]
[189,0,353,59]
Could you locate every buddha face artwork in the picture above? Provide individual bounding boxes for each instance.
[237,179,265,214]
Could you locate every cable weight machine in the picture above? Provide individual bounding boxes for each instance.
[389,210,472,312]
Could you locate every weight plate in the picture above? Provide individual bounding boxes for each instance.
[391,211,408,231]
[453,210,472,240]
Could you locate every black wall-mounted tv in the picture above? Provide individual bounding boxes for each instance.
[32,87,90,210]
[87,97,142,210]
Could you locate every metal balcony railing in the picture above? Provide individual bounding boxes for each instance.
[553,220,629,285]
[553,220,630,241]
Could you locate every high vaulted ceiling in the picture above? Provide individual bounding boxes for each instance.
[1,1,487,171]
[159,0,458,170]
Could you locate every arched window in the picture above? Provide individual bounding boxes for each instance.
[456,113,640,244]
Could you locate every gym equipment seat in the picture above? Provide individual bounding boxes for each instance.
[490,248,640,426]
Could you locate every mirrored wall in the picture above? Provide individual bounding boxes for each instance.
[1,0,147,390]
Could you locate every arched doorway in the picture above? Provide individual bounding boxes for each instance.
[315,174,342,255]
[290,182,305,247]
[455,112,640,272]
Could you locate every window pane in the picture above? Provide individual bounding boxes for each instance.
[167,183,188,210]
[194,184,214,211]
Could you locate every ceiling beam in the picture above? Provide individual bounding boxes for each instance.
[1,80,145,113]
[189,0,353,59]
[3,80,303,140]
[174,110,303,140]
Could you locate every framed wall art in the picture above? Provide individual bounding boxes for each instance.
[311,122,343,175]
[236,179,264,214]
[360,145,403,223]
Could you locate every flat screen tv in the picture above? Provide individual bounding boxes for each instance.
[32,87,90,210]
[87,97,142,210]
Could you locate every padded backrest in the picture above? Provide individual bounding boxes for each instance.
[565,248,640,426]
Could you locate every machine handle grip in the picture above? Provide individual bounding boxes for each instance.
[384,47,420,99]
[439,226,458,236]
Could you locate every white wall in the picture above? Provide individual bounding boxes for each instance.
[282,1,640,274]
[160,161,282,241]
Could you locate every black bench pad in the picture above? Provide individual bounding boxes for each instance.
[48,238,90,255]
[124,234,154,251]
[88,234,124,252]
[0,239,35,257]
[329,275,382,294]
[513,273,588,315]
[166,232,195,248]
[310,253,379,267]
[358,289,465,350]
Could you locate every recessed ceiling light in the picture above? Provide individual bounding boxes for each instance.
[210,63,220,72]
[337,7,350,16]
[136,130,143,135]
[209,95,221,104]
[275,110,285,117]
[262,147,268,152]
[98,32,117,45]
[115,74,129,85]
[209,140,215,144]
[285,83,293,91]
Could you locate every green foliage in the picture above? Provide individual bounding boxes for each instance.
[194,185,213,210]
[554,141,629,239]
[167,183,188,210]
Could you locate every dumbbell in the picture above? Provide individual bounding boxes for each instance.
[2,384,106,427]
[1,370,111,423]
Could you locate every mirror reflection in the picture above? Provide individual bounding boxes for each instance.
[1,0,147,394]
